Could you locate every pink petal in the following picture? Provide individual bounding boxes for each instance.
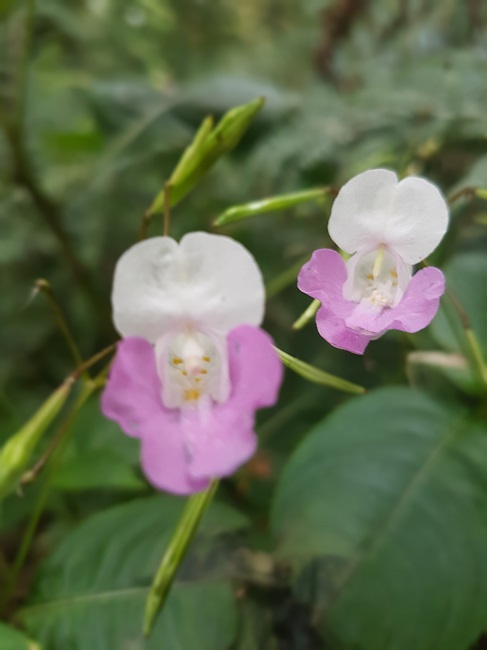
[140,417,209,495]
[101,338,206,495]
[101,338,161,439]
[316,305,373,355]
[369,266,445,333]
[186,325,283,480]
[298,249,373,354]
[298,249,352,320]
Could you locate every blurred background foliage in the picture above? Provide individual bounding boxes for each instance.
[1,0,487,648]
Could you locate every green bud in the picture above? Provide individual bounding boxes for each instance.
[0,379,73,501]
[148,97,265,215]
[214,188,329,226]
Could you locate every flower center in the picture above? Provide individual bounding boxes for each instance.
[156,328,229,409]
[343,246,412,309]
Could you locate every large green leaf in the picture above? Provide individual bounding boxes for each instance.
[0,623,39,650]
[272,387,487,650]
[19,495,248,650]
[52,397,144,492]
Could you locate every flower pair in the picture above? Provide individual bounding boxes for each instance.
[102,169,449,494]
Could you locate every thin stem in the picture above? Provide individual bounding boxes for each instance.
[465,328,487,388]
[16,0,36,130]
[143,480,219,637]
[0,381,96,613]
[443,288,487,389]
[33,279,85,370]
[71,343,115,380]
[163,182,172,236]
[139,209,151,240]
[4,127,104,314]
[448,186,476,204]
[292,299,320,330]
[20,346,113,487]
[265,257,309,300]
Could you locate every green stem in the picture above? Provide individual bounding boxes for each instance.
[265,257,308,300]
[20,346,115,486]
[163,182,171,237]
[143,480,219,637]
[34,279,85,371]
[275,347,366,395]
[443,288,487,390]
[465,328,487,388]
[292,299,321,330]
[0,381,96,613]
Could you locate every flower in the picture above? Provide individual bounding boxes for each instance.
[298,169,448,354]
[101,232,282,494]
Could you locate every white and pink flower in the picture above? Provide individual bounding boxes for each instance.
[298,169,448,354]
[102,232,282,494]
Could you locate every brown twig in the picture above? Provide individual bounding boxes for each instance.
[313,0,368,83]
[448,186,476,204]
[5,127,103,310]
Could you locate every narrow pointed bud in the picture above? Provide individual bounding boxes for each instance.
[0,379,73,501]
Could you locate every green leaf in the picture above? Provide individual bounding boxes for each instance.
[50,396,143,492]
[214,188,329,226]
[406,350,478,395]
[52,449,145,491]
[0,623,39,650]
[272,387,487,650]
[147,97,264,213]
[19,495,248,650]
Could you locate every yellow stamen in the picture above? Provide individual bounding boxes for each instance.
[366,273,374,280]
[390,270,398,278]
[181,370,187,376]
[202,356,210,363]
[172,358,183,365]
[184,389,200,402]
[372,245,385,279]
[200,369,208,375]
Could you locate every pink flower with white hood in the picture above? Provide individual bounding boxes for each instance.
[101,232,282,495]
[298,169,448,354]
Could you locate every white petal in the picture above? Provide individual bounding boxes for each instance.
[328,169,449,264]
[388,176,449,263]
[329,169,398,255]
[112,232,264,341]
